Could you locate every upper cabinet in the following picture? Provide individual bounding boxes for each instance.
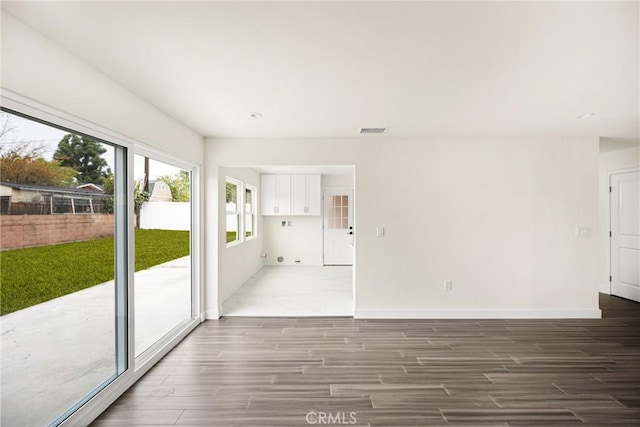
[261,174,320,216]
[291,175,321,215]
[261,174,291,215]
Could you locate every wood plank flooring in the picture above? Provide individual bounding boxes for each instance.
[93,294,640,426]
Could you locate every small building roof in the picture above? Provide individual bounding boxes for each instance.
[0,182,105,197]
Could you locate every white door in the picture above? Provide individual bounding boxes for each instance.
[323,189,354,265]
[611,169,640,302]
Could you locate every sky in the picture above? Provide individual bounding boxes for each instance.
[1,111,182,182]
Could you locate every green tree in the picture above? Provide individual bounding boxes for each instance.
[0,143,76,186]
[156,170,190,202]
[101,176,150,221]
[134,180,150,228]
[101,173,114,213]
[53,134,109,185]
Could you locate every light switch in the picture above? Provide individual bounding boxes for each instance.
[376,226,385,237]
[575,226,590,237]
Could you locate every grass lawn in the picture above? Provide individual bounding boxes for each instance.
[226,231,253,243]
[0,229,189,315]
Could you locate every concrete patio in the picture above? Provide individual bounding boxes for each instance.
[0,256,191,427]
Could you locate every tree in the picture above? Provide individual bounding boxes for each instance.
[134,180,150,228]
[0,112,15,140]
[53,134,109,185]
[101,173,115,214]
[0,144,76,186]
[156,170,190,202]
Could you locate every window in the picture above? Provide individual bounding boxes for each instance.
[327,195,349,229]
[245,185,257,239]
[133,155,193,359]
[226,178,242,245]
[0,109,126,426]
[1,97,201,427]
[225,178,257,247]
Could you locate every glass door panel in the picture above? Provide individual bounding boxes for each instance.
[0,110,126,426]
[133,155,192,358]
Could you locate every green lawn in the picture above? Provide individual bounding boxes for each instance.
[226,231,253,243]
[0,229,189,315]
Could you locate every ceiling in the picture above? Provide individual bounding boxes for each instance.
[252,166,353,176]
[2,1,639,140]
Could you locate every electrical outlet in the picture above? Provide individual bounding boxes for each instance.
[444,280,453,291]
[376,226,385,237]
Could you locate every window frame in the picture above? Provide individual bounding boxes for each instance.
[0,90,202,427]
[225,177,243,247]
[244,184,257,240]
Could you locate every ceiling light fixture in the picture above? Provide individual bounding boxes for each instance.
[577,113,595,119]
[249,112,262,119]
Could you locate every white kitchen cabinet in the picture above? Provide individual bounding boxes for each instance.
[291,175,321,215]
[261,174,291,215]
[261,174,321,216]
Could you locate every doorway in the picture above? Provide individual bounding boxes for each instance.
[220,166,355,316]
[610,168,640,302]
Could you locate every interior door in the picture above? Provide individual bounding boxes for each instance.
[611,169,640,302]
[323,189,354,265]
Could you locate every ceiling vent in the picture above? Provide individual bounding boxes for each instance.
[359,127,387,134]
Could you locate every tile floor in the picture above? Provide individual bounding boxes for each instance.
[94,295,640,426]
[222,266,353,317]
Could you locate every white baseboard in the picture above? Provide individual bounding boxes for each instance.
[599,283,611,294]
[354,308,602,319]
[205,308,221,319]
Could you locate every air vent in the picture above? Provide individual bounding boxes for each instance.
[359,127,387,134]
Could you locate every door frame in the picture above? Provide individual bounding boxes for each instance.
[608,166,640,295]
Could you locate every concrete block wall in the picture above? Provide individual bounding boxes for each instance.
[1,214,114,250]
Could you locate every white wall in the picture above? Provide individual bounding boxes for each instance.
[218,167,264,310]
[205,136,600,318]
[140,202,190,231]
[1,12,203,164]
[260,173,353,267]
[598,144,640,293]
[322,174,354,188]
[263,216,323,266]
[2,11,206,317]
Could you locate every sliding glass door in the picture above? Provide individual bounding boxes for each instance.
[133,154,193,358]
[0,109,128,426]
[0,97,200,426]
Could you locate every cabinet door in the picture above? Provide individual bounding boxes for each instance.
[291,175,321,215]
[291,175,307,215]
[306,175,321,215]
[276,175,291,215]
[260,174,277,215]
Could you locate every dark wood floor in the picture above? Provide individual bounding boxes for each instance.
[93,294,640,426]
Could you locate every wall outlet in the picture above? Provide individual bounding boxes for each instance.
[444,280,453,291]
[376,226,385,237]
[575,226,590,237]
